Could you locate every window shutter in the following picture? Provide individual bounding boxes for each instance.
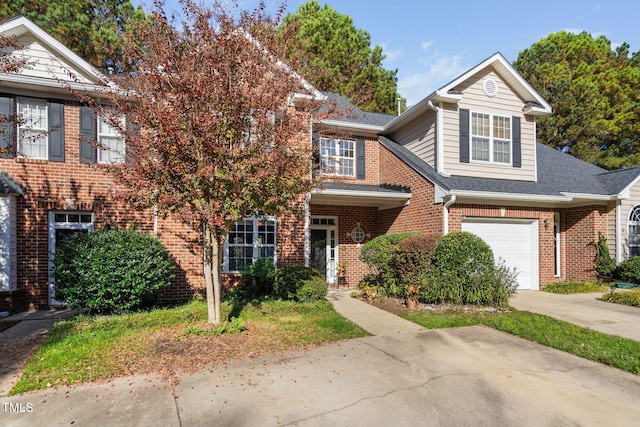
[125,121,139,165]
[311,132,320,171]
[459,108,470,163]
[0,95,14,159]
[356,138,365,179]
[48,100,65,162]
[79,105,96,163]
[512,116,521,168]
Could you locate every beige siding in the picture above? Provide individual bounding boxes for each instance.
[606,201,617,260]
[442,67,537,182]
[388,110,436,168]
[619,182,640,260]
[17,35,93,84]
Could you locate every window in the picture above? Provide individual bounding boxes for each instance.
[17,97,48,159]
[319,137,355,176]
[471,112,511,164]
[224,216,276,272]
[98,114,125,164]
[628,206,640,257]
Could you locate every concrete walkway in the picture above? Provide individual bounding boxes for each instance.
[0,308,77,339]
[511,291,640,341]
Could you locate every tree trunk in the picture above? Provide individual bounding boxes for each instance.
[204,224,226,325]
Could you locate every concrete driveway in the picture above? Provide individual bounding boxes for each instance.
[3,290,640,426]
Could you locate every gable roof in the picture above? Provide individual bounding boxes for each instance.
[384,52,552,133]
[0,15,109,92]
[0,172,25,195]
[380,136,640,203]
[319,92,396,132]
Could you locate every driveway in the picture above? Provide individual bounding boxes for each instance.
[511,291,640,341]
[3,291,640,426]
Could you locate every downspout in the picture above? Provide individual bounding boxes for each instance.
[304,116,314,267]
[443,195,456,235]
[427,100,449,177]
[616,200,622,264]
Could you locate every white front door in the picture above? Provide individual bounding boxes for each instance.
[310,217,338,284]
[48,212,94,305]
[462,218,539,290]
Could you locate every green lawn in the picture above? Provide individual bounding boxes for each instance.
[400,309,640,374]
[11,299,368,395]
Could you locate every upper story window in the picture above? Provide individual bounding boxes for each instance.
[471,112,511,164]
[319,137,355,176]
[98,114,125,164]
[17,97,48,159]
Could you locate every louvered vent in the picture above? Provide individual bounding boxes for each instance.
[483,78,498,97]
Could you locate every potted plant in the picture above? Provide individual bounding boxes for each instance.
[336,261,347,277]
[361,284,377,303]
[404,284,420,310]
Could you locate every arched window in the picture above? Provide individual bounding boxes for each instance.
[628,206,640,257]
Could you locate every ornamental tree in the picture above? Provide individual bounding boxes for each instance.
[95,0,319,324]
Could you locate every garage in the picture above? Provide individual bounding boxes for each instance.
[461,218,539,290]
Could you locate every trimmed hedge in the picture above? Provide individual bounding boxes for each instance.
[52,230,175,314]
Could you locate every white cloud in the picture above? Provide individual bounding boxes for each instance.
[398,54,467,107]
[379,42,402,62]
[421,40,433,50]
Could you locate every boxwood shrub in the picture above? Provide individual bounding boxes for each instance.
[52,230,175,314]
[613,257,640,284]
[273,265,327,301]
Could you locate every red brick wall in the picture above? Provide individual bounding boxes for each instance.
[378,144,443,235]
[561,205,606,282]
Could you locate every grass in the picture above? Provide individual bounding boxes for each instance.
[542,281,609,294]
[11,299,368,395]
[602,289,640,307]
[399,309,640,375]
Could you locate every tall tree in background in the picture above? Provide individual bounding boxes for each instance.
[0,0,146,70]
[514,31,640,169]
[96,0,315,324]
[279,0,401,115]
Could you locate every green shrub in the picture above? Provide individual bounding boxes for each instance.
[613,257,640,284]
[242,258,276,298]
[425,232,500,305]
[594,232,616,276]
[296,276,329,302]
[52,230,175,314]
[391,234,439,279]
[273,265,323,301]
[543,281,609,294]
[602,289,640,307]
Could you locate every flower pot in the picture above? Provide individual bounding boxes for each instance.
[406,298,417,310]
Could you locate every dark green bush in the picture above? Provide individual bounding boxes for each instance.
[242,258,275,299]
[594,232,616,276]
[613,257,640,284]
[52,230,175,314]
[273,265,324,301]
[425,231,502,305]
[296,276,329,302]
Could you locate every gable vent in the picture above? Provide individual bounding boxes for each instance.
[483,78,499,97]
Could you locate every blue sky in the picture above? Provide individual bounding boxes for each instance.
[136,1,640,107]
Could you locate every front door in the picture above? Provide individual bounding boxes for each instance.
[48,212,93,305]
[310,217,338,284]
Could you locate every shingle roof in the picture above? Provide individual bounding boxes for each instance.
[379,137,640,198]
[0,173,24,195]
[319,181,411,194]
[321,92,396,127]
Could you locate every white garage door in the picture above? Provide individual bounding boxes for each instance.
[461,219,539,290]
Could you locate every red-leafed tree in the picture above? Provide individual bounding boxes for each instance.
[97,0,318,324]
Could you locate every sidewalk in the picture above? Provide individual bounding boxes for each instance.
[511,291,640,341]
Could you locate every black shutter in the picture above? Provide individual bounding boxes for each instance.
[512,116,521,168]
[0,95,14,158]
[125,121,140,165]
[48,100,65,162]
[311,132,320,172]
[79,105,96,163]
[356,138,365,179]
[459,108,470,163]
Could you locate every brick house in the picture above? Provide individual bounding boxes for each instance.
[3,17,640,314]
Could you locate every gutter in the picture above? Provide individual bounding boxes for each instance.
[320,119,385,134]
[427,100,449,177]
[443,195,457,235]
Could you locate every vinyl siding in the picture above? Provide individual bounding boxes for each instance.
[387,110,436,168]
[606,201,617,260]
[619,182,640,259]
[442,68,537,181]
[17,35,93,84]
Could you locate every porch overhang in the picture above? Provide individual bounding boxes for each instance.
[310,183,411,210]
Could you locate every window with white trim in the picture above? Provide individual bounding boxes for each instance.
[628,206,640,257]
[319,137,355,176]
[98,114,125,164]
[17,97,48,159]
[224,216,276,272]
[471,112,511,164]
